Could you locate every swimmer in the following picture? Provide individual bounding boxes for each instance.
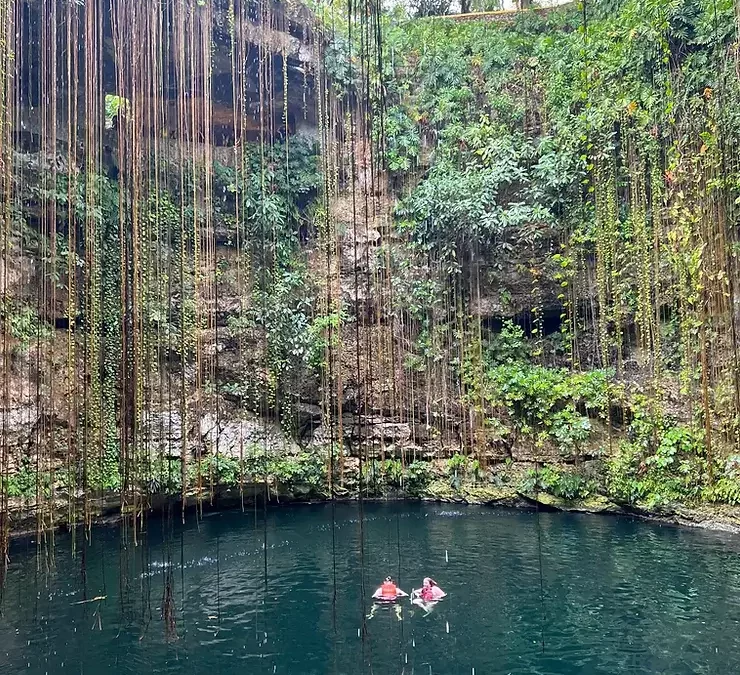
[411,577,446,615]
[372,576,409,602]
[367,576,408,621]
[423,577,446,601]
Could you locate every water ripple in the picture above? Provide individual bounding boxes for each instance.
[4,505,740,675]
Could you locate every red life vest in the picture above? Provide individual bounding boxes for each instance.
[421,586,434,601]
[381,582,397,598]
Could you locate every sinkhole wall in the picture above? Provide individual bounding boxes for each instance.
[3,0,740,547]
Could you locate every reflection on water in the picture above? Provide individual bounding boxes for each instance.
[2,503,740,674]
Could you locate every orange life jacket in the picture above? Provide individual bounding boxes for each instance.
[381,582,397,598]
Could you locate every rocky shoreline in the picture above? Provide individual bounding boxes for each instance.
[7,484,740,541]
[415,481,740,535]
[426,488,740,536]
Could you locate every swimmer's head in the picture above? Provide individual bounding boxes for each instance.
[423,577,431,587]
[385,576,393,583]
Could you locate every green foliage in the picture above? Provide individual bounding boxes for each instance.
[384,14,579,268]
[306,303,348,371]
[180,449,328,496]
[395,129,556,268]
[477,363,612,453]
[520,465,595,501]
[212,137,322,428]
[253,266,316,376]
[703,476,740,505]
[228,263,321,415]
[410,0,451,18]
[212,138,320,265]
[551,408,592,458]
[3,459,50,500]
[404,460,433,496]
[379,106,421,173]
[321,33,356,95]
[189,455,242,488]
[0,301,53,352]
[446,453,481,487]
[446,452,467,477]
[363,458,404,495]
[104,94,130,129]
[606,397,708,507]
[485,321,529,365]
[87,442,122,493]
[148,459,182,496]
[270,452,327,492]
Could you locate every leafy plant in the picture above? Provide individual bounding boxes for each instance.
[1,301,53,353]
[485,320,529,365]
[104,94,130,129]
[4,459,46,500]
[271,452,327,492]
[379,106,421,173]
[404,460,433,496]
[362,458,404,495]
[446,453,482,487]
[606,407,708,507]
[520,465,594,501]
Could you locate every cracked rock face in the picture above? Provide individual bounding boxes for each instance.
[140,410,301,459]
[199,413,300,458]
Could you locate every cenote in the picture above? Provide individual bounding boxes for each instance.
[2,504,740,675]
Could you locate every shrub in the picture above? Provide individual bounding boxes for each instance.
[404,460,433,496]
[271,452,327,492]
[361,458,404,496]
[703,477,740,505]
[520,465,594,501]
[606,421,708,507]
[481,363,612,451]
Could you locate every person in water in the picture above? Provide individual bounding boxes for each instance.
[368,576,408,620]
[372,576,409,601]
[411,577,446,615]
[419,577,446,601]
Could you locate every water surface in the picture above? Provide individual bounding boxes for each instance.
[2,503,740,674]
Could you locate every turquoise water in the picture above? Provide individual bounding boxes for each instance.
[2,503,740,674]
